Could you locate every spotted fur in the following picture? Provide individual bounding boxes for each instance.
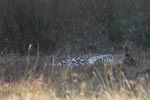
[55,53,136,67]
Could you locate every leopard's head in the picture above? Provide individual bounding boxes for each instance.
[124,53,136,66]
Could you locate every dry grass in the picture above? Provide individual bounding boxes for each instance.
[0,54,149,100]
[0,80,149,100]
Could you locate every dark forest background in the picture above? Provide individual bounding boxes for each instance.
[0,0,150,55]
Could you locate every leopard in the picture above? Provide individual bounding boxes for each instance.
[52,53,136,67]
[43,53,137,85]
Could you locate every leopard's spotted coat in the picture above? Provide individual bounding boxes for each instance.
[50,53,136,67]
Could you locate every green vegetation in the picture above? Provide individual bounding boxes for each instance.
[0,0,150,55]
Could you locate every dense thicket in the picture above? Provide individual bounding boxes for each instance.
[0,0,150,55]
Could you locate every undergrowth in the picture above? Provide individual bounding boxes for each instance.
[0,53,149,100]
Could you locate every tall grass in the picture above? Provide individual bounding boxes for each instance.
[0,54,149,100]
[0,68,149,100]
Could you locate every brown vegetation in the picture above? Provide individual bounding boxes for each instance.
[0,53,149,100]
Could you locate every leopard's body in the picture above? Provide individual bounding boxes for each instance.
[50,53,136,67]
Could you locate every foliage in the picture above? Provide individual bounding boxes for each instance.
[0,0,150,54]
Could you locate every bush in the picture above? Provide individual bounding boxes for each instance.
[0,0,149,55]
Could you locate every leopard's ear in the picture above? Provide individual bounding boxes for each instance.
[125,52,130,57]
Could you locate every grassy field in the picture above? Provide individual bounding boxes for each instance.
[0,80,149,100]
[0,0,150,99]
[0,53,149,100]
